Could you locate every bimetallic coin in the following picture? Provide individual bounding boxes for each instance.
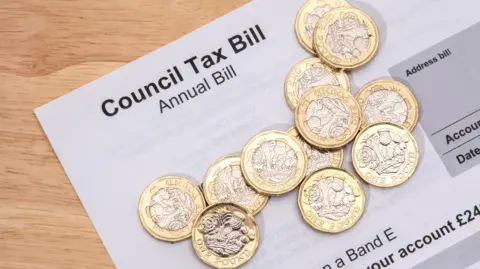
[356,79,419,131]
[295,0,351,54]
[285,58,351,110]
[295,85,362,149]
[138,176,206,242]
[287,126,344,176]
[203,155,269,215]
[313,7,380,70]
[192,203,259,269]
[241,130,307,195]
[298,167,366,233]
[352,122,419,187]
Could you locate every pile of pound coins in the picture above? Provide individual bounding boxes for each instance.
[138,0,420,268]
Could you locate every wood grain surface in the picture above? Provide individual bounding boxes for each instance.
[0,1,248,268]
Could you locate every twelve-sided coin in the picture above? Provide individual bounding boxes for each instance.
[313,7,380,70]
[356,79,419,131]
[138,176,206,242]
[241,130,307,195]
[192,203,259,269]
[295,85,362,149]
[352,122,419,187]
[298,167,366,233]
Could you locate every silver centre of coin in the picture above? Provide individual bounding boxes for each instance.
[356,128,410,176]
[296,63,340,99]
[325,12,370,59]
[199,210,251,257]
[213,165,256,206]
[149,187,194,231]
[364,90,408,125]
[252,140,298,183]
[306,96,350,138]
[304,4,335,41]
[309,177,355,221]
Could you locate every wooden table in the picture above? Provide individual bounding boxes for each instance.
[0,1,248,267]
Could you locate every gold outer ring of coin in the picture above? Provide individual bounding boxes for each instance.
[202,155,269,215]
[287,126,344,175]
[138,176,206,242]
[295,0,352,54]
[240,130,308,195]
[356,79,419,131]
[298,167,366,233]
[352,122,419,188]
[284,57,351,110]
[295,85,362,149]
[313,7,380,70]
[191,202,260,269]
